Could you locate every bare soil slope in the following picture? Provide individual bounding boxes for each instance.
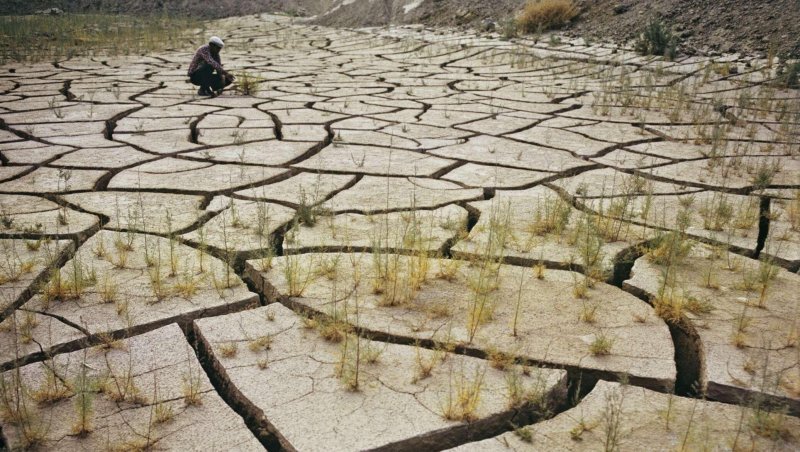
[568,0,800,57]
[3,0,798,56]
[0,0,333,18]
[314,0,800,57]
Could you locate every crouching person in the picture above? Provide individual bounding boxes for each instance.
[188,36,235,96]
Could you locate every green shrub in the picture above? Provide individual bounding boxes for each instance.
[634,19,678,60]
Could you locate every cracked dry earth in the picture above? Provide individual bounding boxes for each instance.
[0,13,799,452]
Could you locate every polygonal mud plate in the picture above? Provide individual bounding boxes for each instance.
[197,127,275,146]
[48,133,123,149]
[322,176,483,213]
[0,239,72,316]
[507,126,616,157]
[264,106,347,124]
[0,143,75,165]
[283,204,468,253]
[282,124,328,142]
[644,155,799,191]
[580,189,764,255]
[198,108,274,128]
[624,141,709,160]
[624,242,800,415]
[195,303,568,451]
[648,124,789,145]
[0,324,261,450]
[570,122,658,144]
[429,135,590,173]
[115,116,193,133]
[442,163,553,189]
[108,158,287,193]
[450,381,800,451]
[0,194,98,238]
[62,191,222,235]
[591,149,670,169]
[293,144,457,177]
[0,166,31,182]
[552,167,698,198]
[331,130,421,150]
[0,168,107,194]
[417,108,489,128]
[377,123,471,149]
[233,172,356,205]
[182,140,318,166]
[0,103,135,124]
[129,104,222,119]
[49,146,155,169]
[763,194,800,269]
[182,197,296,254]
[0,230,258,366]
[245,253,675,389]
[452,186,649,276]
[456,112,546,136]
[114,130,204,154]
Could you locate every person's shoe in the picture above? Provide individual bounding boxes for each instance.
[197,87,212,97]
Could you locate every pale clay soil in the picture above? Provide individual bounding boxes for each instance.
[0,13,799,452]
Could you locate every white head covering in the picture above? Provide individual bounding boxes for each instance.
[209,36,225,48]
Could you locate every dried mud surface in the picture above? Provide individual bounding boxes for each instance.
[0,13,798,451]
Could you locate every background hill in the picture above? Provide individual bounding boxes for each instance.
[313,0,800,57]
[2,0,798,57]
[0,0,333,18]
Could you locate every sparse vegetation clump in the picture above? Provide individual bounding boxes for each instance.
[371,253,429,307]
[589,331,614,356]
[235,71,264,95]
[441,366,486,422]
[182,372,203,406]
[0,14,201,64]
[518,0,579,33]
[500,18,519,40]
[634,18,679,60]
[646,231,693,268]
[652,287,713,323]
[526,195,572,236]
[748,396,793,441]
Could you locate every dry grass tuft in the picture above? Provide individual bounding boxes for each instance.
[441,366,485,422]
[235,71,263,96]
[589,332,614,356]
[518,0,579,33]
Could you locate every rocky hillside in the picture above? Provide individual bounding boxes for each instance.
[313,0,800,57]
[567,0,800,57]
[3,0,798,57]
[0,0,333,18]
